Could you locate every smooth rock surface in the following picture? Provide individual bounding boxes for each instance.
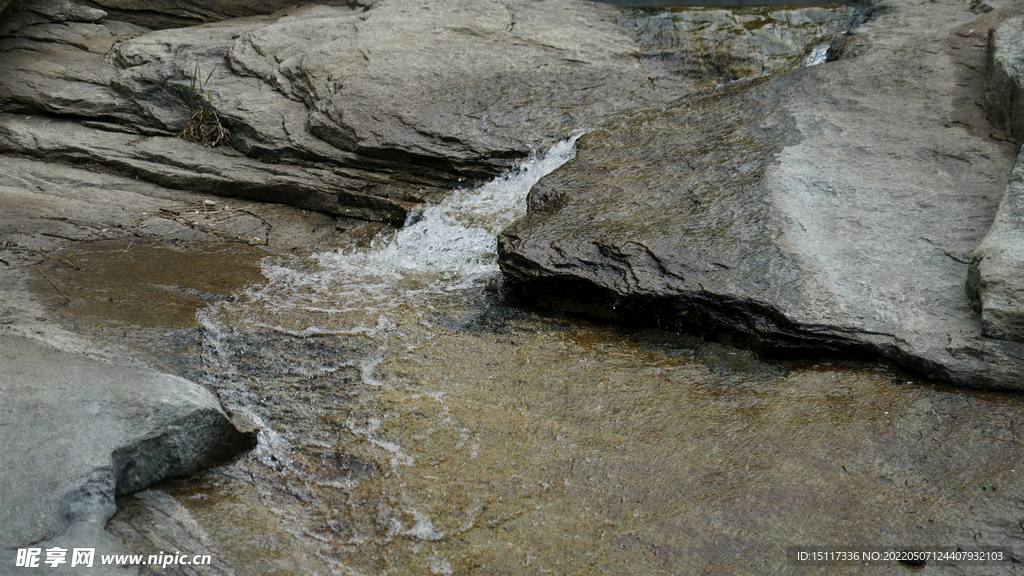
[86,0,364,30]
[499,0,1024,389]
[0,334,256,549]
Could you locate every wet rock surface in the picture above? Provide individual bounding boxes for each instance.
[499,1,1024,389]
[0,334,255,553]
[0,144,364,565]
[104,489,238,576]
[620,3,872,85]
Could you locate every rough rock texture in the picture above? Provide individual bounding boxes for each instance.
[0,0,700,224]
[104,489,238,576]
[969,147,1024,342]
[499,1,1024,389]
[0,115,410,221]
[970,15,1024,343]
[0,334,256,549]
[86,0,367,30]
[982,15,1024,144]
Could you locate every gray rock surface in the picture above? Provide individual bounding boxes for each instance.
[969,146,1024,342]
[499,1,1024,389]
[982,15,1024,144]
[969,15,1024,344]
[86,0,364,30]
[0,334,256,550]
[0,0,701,224]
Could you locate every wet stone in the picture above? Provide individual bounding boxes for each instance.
[30,239,267,330]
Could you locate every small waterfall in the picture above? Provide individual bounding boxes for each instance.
[191,137,582,573]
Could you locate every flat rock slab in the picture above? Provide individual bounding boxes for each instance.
[499,0,1024,389]
[0,334,255,549]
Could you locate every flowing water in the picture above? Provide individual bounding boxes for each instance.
[129,141,1024,576]
[26,5,1023,574]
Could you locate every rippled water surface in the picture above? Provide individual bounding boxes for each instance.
[15,3,1021,573]
[128,141,1024,576]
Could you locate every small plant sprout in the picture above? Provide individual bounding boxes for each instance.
[180,63,229,147]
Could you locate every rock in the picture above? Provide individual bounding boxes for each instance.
[0,334,256,550]
[619,3,872,85]
[0,0,867,224]
[0,0,19,18]
[87,0,363,30]
[982,15,1024,144]
[104,489,238,576]
[0,0,700,223]
[0,115,415,223]
[968,148,1024,342]
[969,14,1024,344]
[0,153,350,252]
[224,0,690,175]
[499,1,1024,389]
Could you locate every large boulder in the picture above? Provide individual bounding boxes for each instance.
[499,1,1024,389]
[0,334,255,551]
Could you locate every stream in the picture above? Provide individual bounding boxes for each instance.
[127,141,1022,576]
[27,4,1024,574]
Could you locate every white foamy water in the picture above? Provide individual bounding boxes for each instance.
[804,42,830,66]
[199,136,580,345]
[189,137,581,574]
[314,135,580,291]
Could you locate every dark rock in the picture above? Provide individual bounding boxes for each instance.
[982,15,1024,144]
[499,1,1024,389]
[0,0,20,19]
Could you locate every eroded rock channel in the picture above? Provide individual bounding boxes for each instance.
[3,0,1024,574]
